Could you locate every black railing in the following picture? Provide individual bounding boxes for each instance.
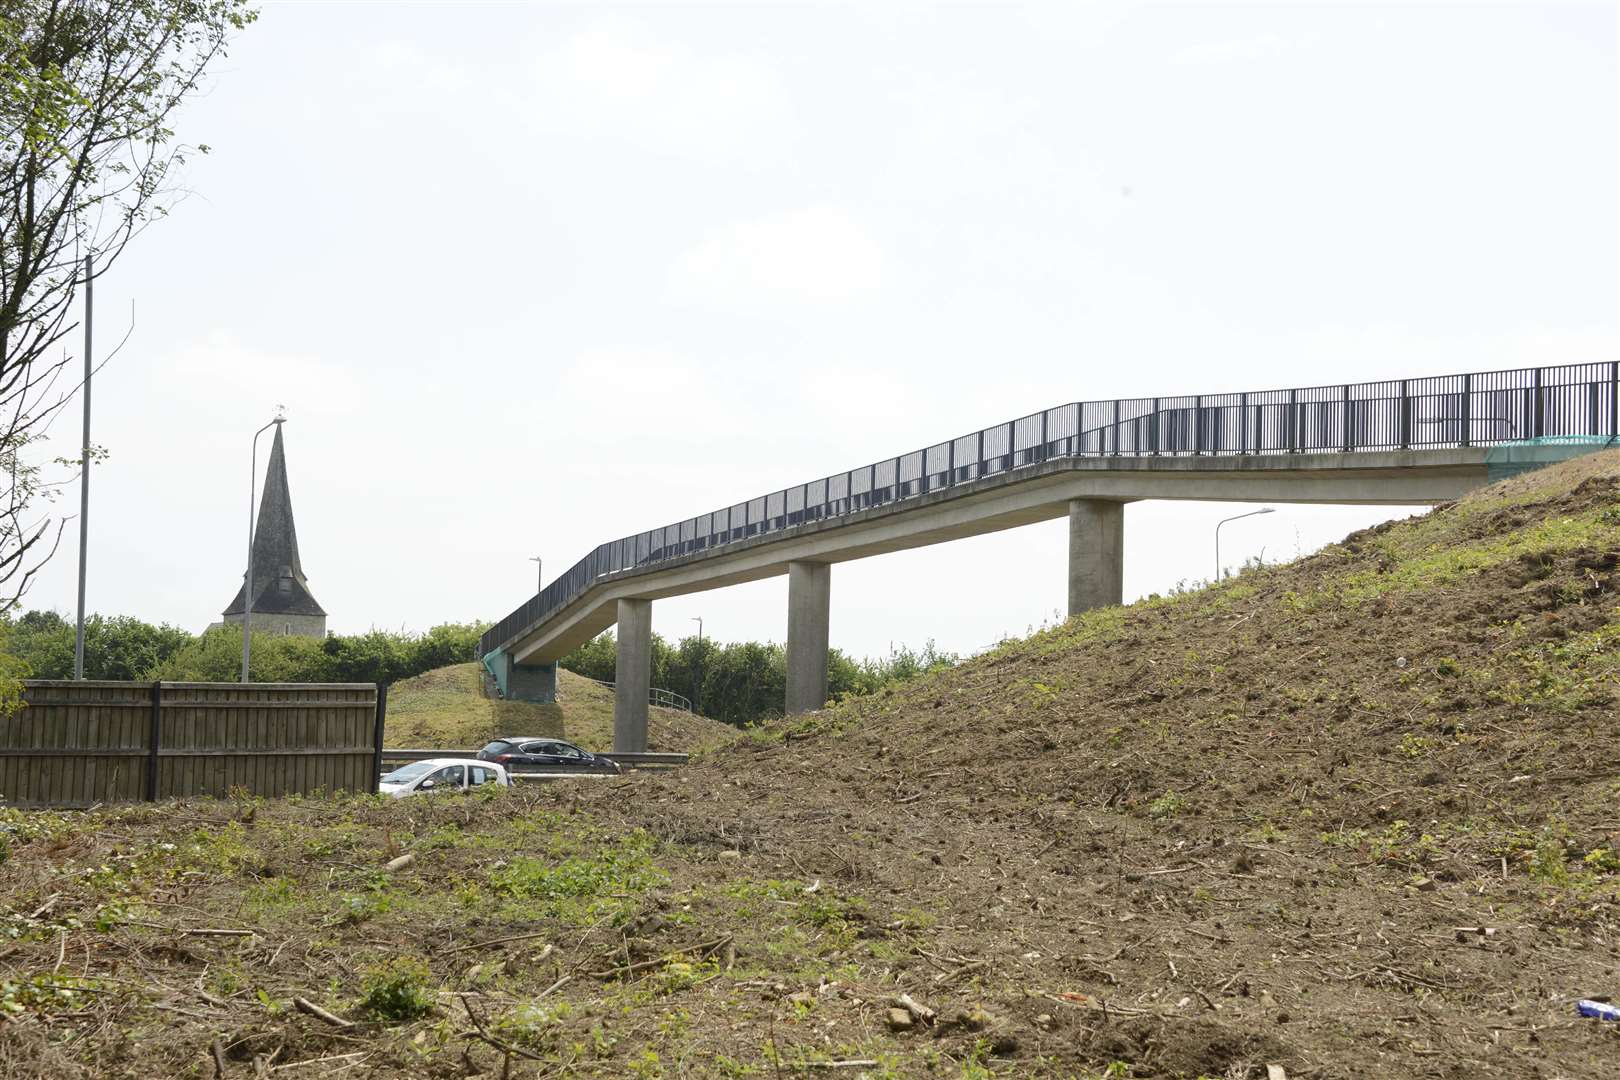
[482,362,1620,655]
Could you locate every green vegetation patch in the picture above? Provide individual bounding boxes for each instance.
[1336,507,1620,606]
[489,830,666,922]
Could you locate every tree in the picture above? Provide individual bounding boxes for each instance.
[557,630,961,728]
[0,1,254,611]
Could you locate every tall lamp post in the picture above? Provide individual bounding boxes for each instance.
[72,253,92,680]
[242,410,286,683]
[689,616,703,713]
[1215,507,1274,581]
[529,555,542,593]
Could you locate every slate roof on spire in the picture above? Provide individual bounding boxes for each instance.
[223,423,326,618]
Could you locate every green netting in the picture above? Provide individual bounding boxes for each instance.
[1485,436,1618,482]
[482,647,507,697]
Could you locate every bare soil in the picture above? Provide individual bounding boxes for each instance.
[2,451,1618,1079]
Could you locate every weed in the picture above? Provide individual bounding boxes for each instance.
[496,1001,571,1051]
[1147,791,1186,819]
[1530,839,1571,885]
[657,958,719,995]
[359,956,436,1022]
[1397,733,1434,757]
[1584,847,1620,873]
[0,974,103,1018]
[627,1049,664,1079]
[489,831,665,921]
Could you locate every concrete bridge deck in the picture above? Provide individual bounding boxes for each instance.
[504,447,1485,667]
[480,362,1618,750]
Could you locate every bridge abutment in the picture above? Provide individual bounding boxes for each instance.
[501,653,557,704]
[786,561,831,714]
[1068,498,1124,616]
[613,598,652,753]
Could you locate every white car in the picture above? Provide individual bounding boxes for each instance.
[379,758,509,799]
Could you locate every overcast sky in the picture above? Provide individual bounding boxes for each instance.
[25,1,1618,661]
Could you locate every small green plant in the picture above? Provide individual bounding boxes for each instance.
[1148,790,1186,819]
[1584,848,1620,874]
[656,959,717,995]
[488,832,665,921]
[0,974,102,1017]
[359,957,436,1022]
[496,1001,569,1050]
[1397,733,1433,758]
[628,1049,664,1079]
[1254,821,1285,844]
[1530,838,1571,885]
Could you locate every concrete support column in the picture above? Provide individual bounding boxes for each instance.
[786,561,831,715]
[1068,499,1124,617]
[613,598,652,753]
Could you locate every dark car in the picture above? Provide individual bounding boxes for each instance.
[475,737,622,774]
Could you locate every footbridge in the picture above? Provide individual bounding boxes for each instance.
[480,363,1617,751]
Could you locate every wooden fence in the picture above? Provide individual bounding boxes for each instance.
[0,681,385,808]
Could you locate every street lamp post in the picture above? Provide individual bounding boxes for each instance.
[689,616,703,713]
[242,411,286,683]
[1215,507,1274,581]
[529,555,542,594]
[72,253,92,680]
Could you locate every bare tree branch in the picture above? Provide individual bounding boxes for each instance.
[0,0,256,615]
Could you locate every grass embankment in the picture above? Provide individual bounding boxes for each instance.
[3,451,1620,1078]
[383,663,735,754]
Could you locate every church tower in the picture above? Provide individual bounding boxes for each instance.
[221,424,327,637]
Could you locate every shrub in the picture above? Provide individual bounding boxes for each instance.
[359,956,435,1022]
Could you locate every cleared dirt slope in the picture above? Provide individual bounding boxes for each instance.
[571,447,1620,1077]
[1,450,1617,1079]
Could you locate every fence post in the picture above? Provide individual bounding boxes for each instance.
[946,439,954,485]
[1112,399,1120,455]
[1400,380,1411,449]
[1611,361,1618,438]
[1532,367,1543,439]
[146,681,161,802]
[1341,384,1350,452]
[1287,389,1297,453]
[1239,393,1247,454]
[1461,373,1472,447]
[372,683,388,793]
[1192,396,1201,455]
[1038,410,1047,462]
[1151,398,1160,456]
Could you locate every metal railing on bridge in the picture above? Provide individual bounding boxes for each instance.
[482,362,1620,655]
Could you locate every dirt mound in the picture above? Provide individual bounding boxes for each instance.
[384,662,735,753]
[568,448,1620,1077]
[2,451,1617,1079]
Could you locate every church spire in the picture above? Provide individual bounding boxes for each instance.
[222,423,326,631]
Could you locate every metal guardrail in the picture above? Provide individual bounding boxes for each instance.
[578,676,692,712]
[482,362,1620,655]
[379,748,687,768]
